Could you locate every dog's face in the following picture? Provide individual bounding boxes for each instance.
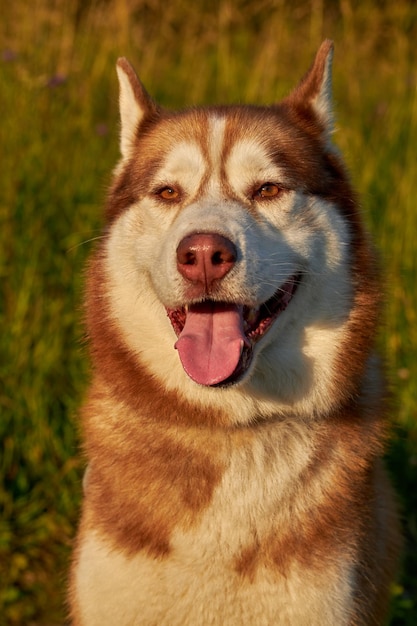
[94,42,377,423]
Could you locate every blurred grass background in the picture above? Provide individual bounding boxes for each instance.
[0,0,416,624]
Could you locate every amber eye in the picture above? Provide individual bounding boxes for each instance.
[254,183,281,199]
[157,187,180,201]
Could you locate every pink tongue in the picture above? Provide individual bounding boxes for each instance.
[175,302,248,386]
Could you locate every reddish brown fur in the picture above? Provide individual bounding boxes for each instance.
[81,386,226,557]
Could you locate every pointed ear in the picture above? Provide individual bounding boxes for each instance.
[116,57,159,160]
[287,40,334,138]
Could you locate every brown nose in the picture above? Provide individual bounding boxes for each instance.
[176,233,237,291]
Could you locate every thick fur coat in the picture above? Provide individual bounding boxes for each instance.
[69,41,400,625]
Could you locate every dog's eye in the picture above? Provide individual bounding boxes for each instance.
[157,187,180,201]
[254,183,281,199]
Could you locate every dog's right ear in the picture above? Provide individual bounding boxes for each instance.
[285,40,334,143]
[116,58,159,160]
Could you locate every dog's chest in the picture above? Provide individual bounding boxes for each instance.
[76,432,355,625]
[76,524,353,626]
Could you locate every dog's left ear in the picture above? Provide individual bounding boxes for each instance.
[116,57,160,160]
[286,40,334,139]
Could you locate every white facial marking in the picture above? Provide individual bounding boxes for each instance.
[155,141,206,195]
[206,115,227,193]
[226,139,284,195]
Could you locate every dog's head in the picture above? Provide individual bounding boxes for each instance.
[90,41,379,423]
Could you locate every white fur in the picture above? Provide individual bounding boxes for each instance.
[206,115,227,193]
[154,140,207,194]
[225,138,286,191]
[116,63,144,160]
[76,529,354,626]
[311,45,334,135]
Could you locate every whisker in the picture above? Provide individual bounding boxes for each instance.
[66,235,105,253]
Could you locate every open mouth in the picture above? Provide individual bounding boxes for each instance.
[166,274,300,387]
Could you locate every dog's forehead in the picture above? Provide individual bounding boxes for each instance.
[146,107,284,180]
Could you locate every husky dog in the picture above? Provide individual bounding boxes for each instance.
[69,41,400,625]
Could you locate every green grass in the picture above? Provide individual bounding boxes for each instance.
[1,1,416,623]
